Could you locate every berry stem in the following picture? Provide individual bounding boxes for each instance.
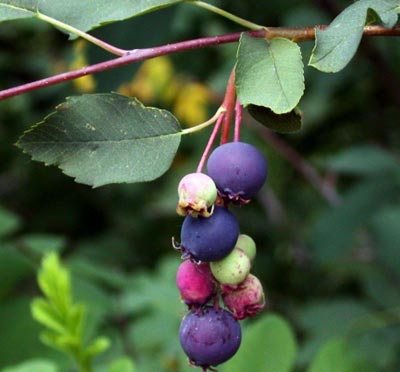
[233,99,243,142]
[196,112,226,173]
[220,68,236,144]
[182,107,226,136]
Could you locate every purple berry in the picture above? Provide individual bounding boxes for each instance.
[176,260,216,308]
[206,142,267,202]
[178,206,239,262]
[179,306,241,369]
[176,173,217,217]
[221,274,265,320]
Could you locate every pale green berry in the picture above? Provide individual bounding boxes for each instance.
[210,247,251,285]
[235,234,256,261]
[176,173,217,218]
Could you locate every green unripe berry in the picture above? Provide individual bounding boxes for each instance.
[210,247,251,285]
[235,234,256,261]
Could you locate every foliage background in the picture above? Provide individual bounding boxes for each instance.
[0,0,399,371]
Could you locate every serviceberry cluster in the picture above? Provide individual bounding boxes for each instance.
[173,141,268,371]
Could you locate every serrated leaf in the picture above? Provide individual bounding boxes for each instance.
[220,314,297,372]
[17,93,182,187]
[0,0,183,36]
[309,0,400,72]
[236,34,305,114]
[247,104,302,133]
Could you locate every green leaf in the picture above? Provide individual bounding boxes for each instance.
[37,253,72,313]
[307,338,372,372]
[309,0,400,72]
[370,207,400,275]
[108,357,136,372]
[0,205,21,238]
[17,93,182,187]
[0,1,183,35]
[31,298,67,334]
[324,145,400,175]
[20,234,66,255]
[220,314,297,372]
[84,337,111,358]
[310,177,398,263]
[1,359,59,372]
[247,104,303,133]
[236,34,305,114]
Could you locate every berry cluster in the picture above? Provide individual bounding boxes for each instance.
[173,141,268,371]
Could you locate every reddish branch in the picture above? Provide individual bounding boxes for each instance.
[0,25,399,100]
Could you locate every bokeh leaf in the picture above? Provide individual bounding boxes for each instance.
[220,314,297,372]
[307,338,373,372]
[324,145,399,175]
[108,357,136,372]
[1,359,58,372]
[0,206,21,238]
[236,34,305,114]
[247,104,302,133]
[17,93,182,187]
[0,1,183,36]
[309,0,400,72]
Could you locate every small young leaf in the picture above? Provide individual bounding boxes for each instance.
[247,104,303,133]
[309,0,400,72]
[31,298,66,334]
[17,93,182,187]
[37,253,72,314]
[84,337,111,358]
[236,34,305,114]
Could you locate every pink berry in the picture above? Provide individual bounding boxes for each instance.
[176,260,216,308]
[221,274,265,320]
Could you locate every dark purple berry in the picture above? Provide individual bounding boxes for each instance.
[176,260,216,308]
[179,306,241,369]
[178,206,239,262]
[206,142,267,202]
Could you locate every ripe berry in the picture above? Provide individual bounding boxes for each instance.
[176,173,217,217]
[178,206,239,262]
[179,306,241,369]
[210,247,251,286]
[221,274,265,320]
[206,142,267,202]
[235,234,257,261]
[176,260,216,308]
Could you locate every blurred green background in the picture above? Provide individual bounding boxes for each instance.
[0,1,400,371]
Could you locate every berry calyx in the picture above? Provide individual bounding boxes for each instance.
[221,274,265,320]
[176,173,218,217]
[235,234,257,261]
[206,142,267,203]
[177,206,239,262]
[176,260,216,308]
[210,247,251,286]
[179,306,241,369]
